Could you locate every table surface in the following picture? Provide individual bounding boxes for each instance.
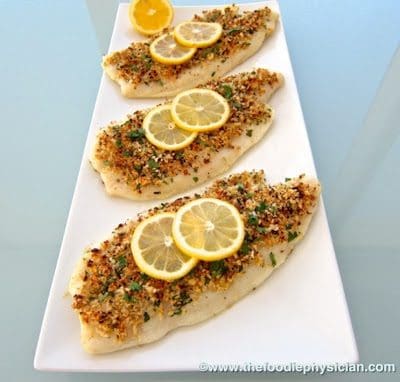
[0,0,399,381]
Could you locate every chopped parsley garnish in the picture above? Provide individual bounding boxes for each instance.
[257,226,267,234]
[134,164,143,173]
[220,84,233,99]
[239,240,251,255]
[211,71,216,77]
[210,260,227,277]
[140,272,149,281]
[141,54,153,70]
[285,177,291,182]
[269,205,278,215]
[248,214,258,226]
[232,100,242,110]
[116,256,127,271]
[227,27,242,35]
[123,293,135,303]
[129,281,142,291]
[143,311,150,322]
[269,252,277,267]
[115,138,123,148]
[192,176,199,183]
[172,308,182,316]
[255,201,268,213]
[127,128,145,141]
[288,231,298,242]
[246,129,253,137]
[237,183,245,192]
[175,151,185,160]
[148,158,159,169]
[201,42,221,58]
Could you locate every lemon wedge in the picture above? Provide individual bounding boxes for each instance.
[172,198,245,261]
[171,89,230,132]
[128,0,174,36]
[150,33,197,65]
[131,212,198,281]
[174,21,223,48]
[143,105,198,150]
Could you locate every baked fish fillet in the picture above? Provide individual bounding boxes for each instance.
[70,170,321,354]
[91,68,283,200]
[103,5,279,98]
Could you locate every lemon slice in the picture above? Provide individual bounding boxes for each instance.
[143,105,198,150]
[128,0,174,36]
[131,212,198,281]
[174,21,223,48]
[172,198,245,261]
[150,33,197,65]
[171,89,230,132]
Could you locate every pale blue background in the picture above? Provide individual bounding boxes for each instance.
[0,0,399,381]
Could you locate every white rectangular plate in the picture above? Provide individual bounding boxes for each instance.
[34,1,358,372]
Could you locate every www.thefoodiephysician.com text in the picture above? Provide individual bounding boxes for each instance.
[198,362,397,375]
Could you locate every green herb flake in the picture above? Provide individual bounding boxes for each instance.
[246,129,253,137]
[211,71,216,77]
[220,84,233,99]
[192,176,199,183]
[127,128,145,141]
[175,151,185,160]
[239,240,251,255]
[141,54,153,70]
[98,293,109,302]
[140,272,149,281]
[227,27,242,35]
[123,293,135,303]
[285,177,291,182]
[237,183,245,192]
[255,201,268,213]
[172,308,182,316]
[143,311,150,322]
[115,138,123,148]
[248,214,258,226]
[269,252,277,267]
[210,260,227,277]
[129,281,142,291]
[148,158,159,169]
[257,226,267,234]
[288,231,298,242]
[116,256,127,270]
[232,100,242,110]
[269,205,278,215]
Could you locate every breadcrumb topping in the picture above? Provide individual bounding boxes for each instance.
[93,69,280,192]
[103,6,275,86]
[72,171,320,341]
